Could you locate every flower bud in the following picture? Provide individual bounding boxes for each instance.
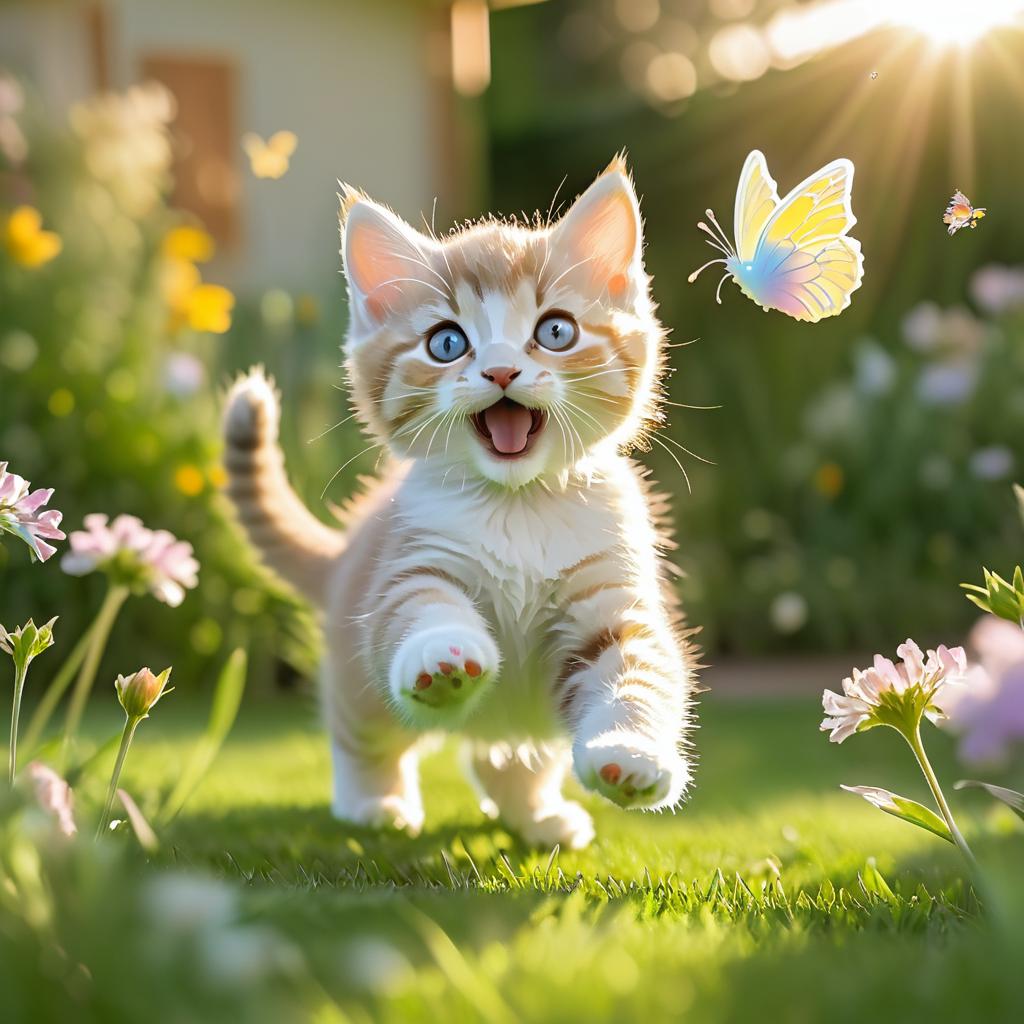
[115,666,173,720]
[0,616,57,673]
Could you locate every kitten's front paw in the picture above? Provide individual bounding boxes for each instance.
[390,624,498,725]
[573,732,690,810]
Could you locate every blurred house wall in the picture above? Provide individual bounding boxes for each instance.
[0,0,464,298]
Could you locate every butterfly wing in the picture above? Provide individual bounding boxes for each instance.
[734,150,781,262]
[243,131,295,178]
[743,159,863,323]
[268,131,297,158]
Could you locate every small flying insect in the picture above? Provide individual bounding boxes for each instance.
[943,190,986,235]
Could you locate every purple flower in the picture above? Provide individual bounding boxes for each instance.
[943,616,1024,766]
[0,461,65,562]
[61,513,199,606]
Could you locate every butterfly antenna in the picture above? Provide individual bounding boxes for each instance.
[702,208,735,255]
[714,271,732,304]
[687,257,727,283]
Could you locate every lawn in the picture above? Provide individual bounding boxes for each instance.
[7,689,1020,1023]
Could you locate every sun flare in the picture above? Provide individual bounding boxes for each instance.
[888,0,1024,47]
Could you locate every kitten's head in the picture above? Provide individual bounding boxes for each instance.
[340,157,665,488]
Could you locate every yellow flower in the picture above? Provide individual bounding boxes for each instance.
[162,225,214,264]
[814,462,844,499]
[207,465,228,489]
[186,283,234,334]
[4,206,62,268]
[174,464,205,496]
[160,259,234,335]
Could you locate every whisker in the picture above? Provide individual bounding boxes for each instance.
[543,254,597,295]
[648,434,692,495]
[424,407,458,461]
[391,253,455,298]
[321,440,383,500]
[661,400,722,411]
[366,276,451,303]
[656,431,716,466]
[307,411,359,444]
[555,405,585,463]
[566,367,629,386]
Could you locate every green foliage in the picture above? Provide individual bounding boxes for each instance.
[0,77,328,691]
[2,696,1023,1022]
[962,565,1024,625]
[160,647,247,822]
[842,785,954,844]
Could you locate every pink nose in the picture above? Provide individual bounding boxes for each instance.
[481,366,521,389]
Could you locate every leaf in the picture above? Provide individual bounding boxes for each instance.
[954,780,1024,821]
[118,789,159,853]
[159,648,247,823]
[841,785,954,843]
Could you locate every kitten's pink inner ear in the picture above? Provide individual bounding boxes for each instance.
[555,178,639,295]
[344,203,428,322]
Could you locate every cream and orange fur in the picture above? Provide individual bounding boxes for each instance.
[223,158,697,847]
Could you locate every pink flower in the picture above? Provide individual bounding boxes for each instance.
[0,461,65,562]
[970,264,1024,316]
[26,762,77,837]
[61,513,199,606]
[821,639,969,743]
[943,616,1024,766]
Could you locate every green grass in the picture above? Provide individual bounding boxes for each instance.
[5,693,1024,1023]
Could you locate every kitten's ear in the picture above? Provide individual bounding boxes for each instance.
[340,187,438,324]
[550,157,643,298]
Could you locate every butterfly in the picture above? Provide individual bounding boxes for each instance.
[943,190,986,235]
[241,130,297,179]
[688,150,864,323]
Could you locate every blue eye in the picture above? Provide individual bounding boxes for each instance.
[426,323,469,363]
[534,313,578,351]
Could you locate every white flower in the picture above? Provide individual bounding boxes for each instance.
[968,446,1014,481]
[770,592,807,634]
[853,341,896,396]
[821,639,969,743]
[163,351,206,398]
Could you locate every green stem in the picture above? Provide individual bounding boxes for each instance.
[62,585,130,752]
[20,618,95,758]
[8,662,28,786]
[904,724,978,872]
[97,715,139,838]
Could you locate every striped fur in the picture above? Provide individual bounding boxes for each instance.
[223,159,699,847]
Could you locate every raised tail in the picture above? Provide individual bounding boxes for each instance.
[222,368,346,606]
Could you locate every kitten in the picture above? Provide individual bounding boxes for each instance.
[223,157,697,848]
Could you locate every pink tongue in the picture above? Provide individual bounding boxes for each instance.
[483,401,533,454]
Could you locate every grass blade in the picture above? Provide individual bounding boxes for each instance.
[159,648,247,823]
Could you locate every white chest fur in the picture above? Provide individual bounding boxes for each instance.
[394,463,625,740]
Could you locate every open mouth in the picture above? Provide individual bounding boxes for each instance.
[470,398,547,460]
